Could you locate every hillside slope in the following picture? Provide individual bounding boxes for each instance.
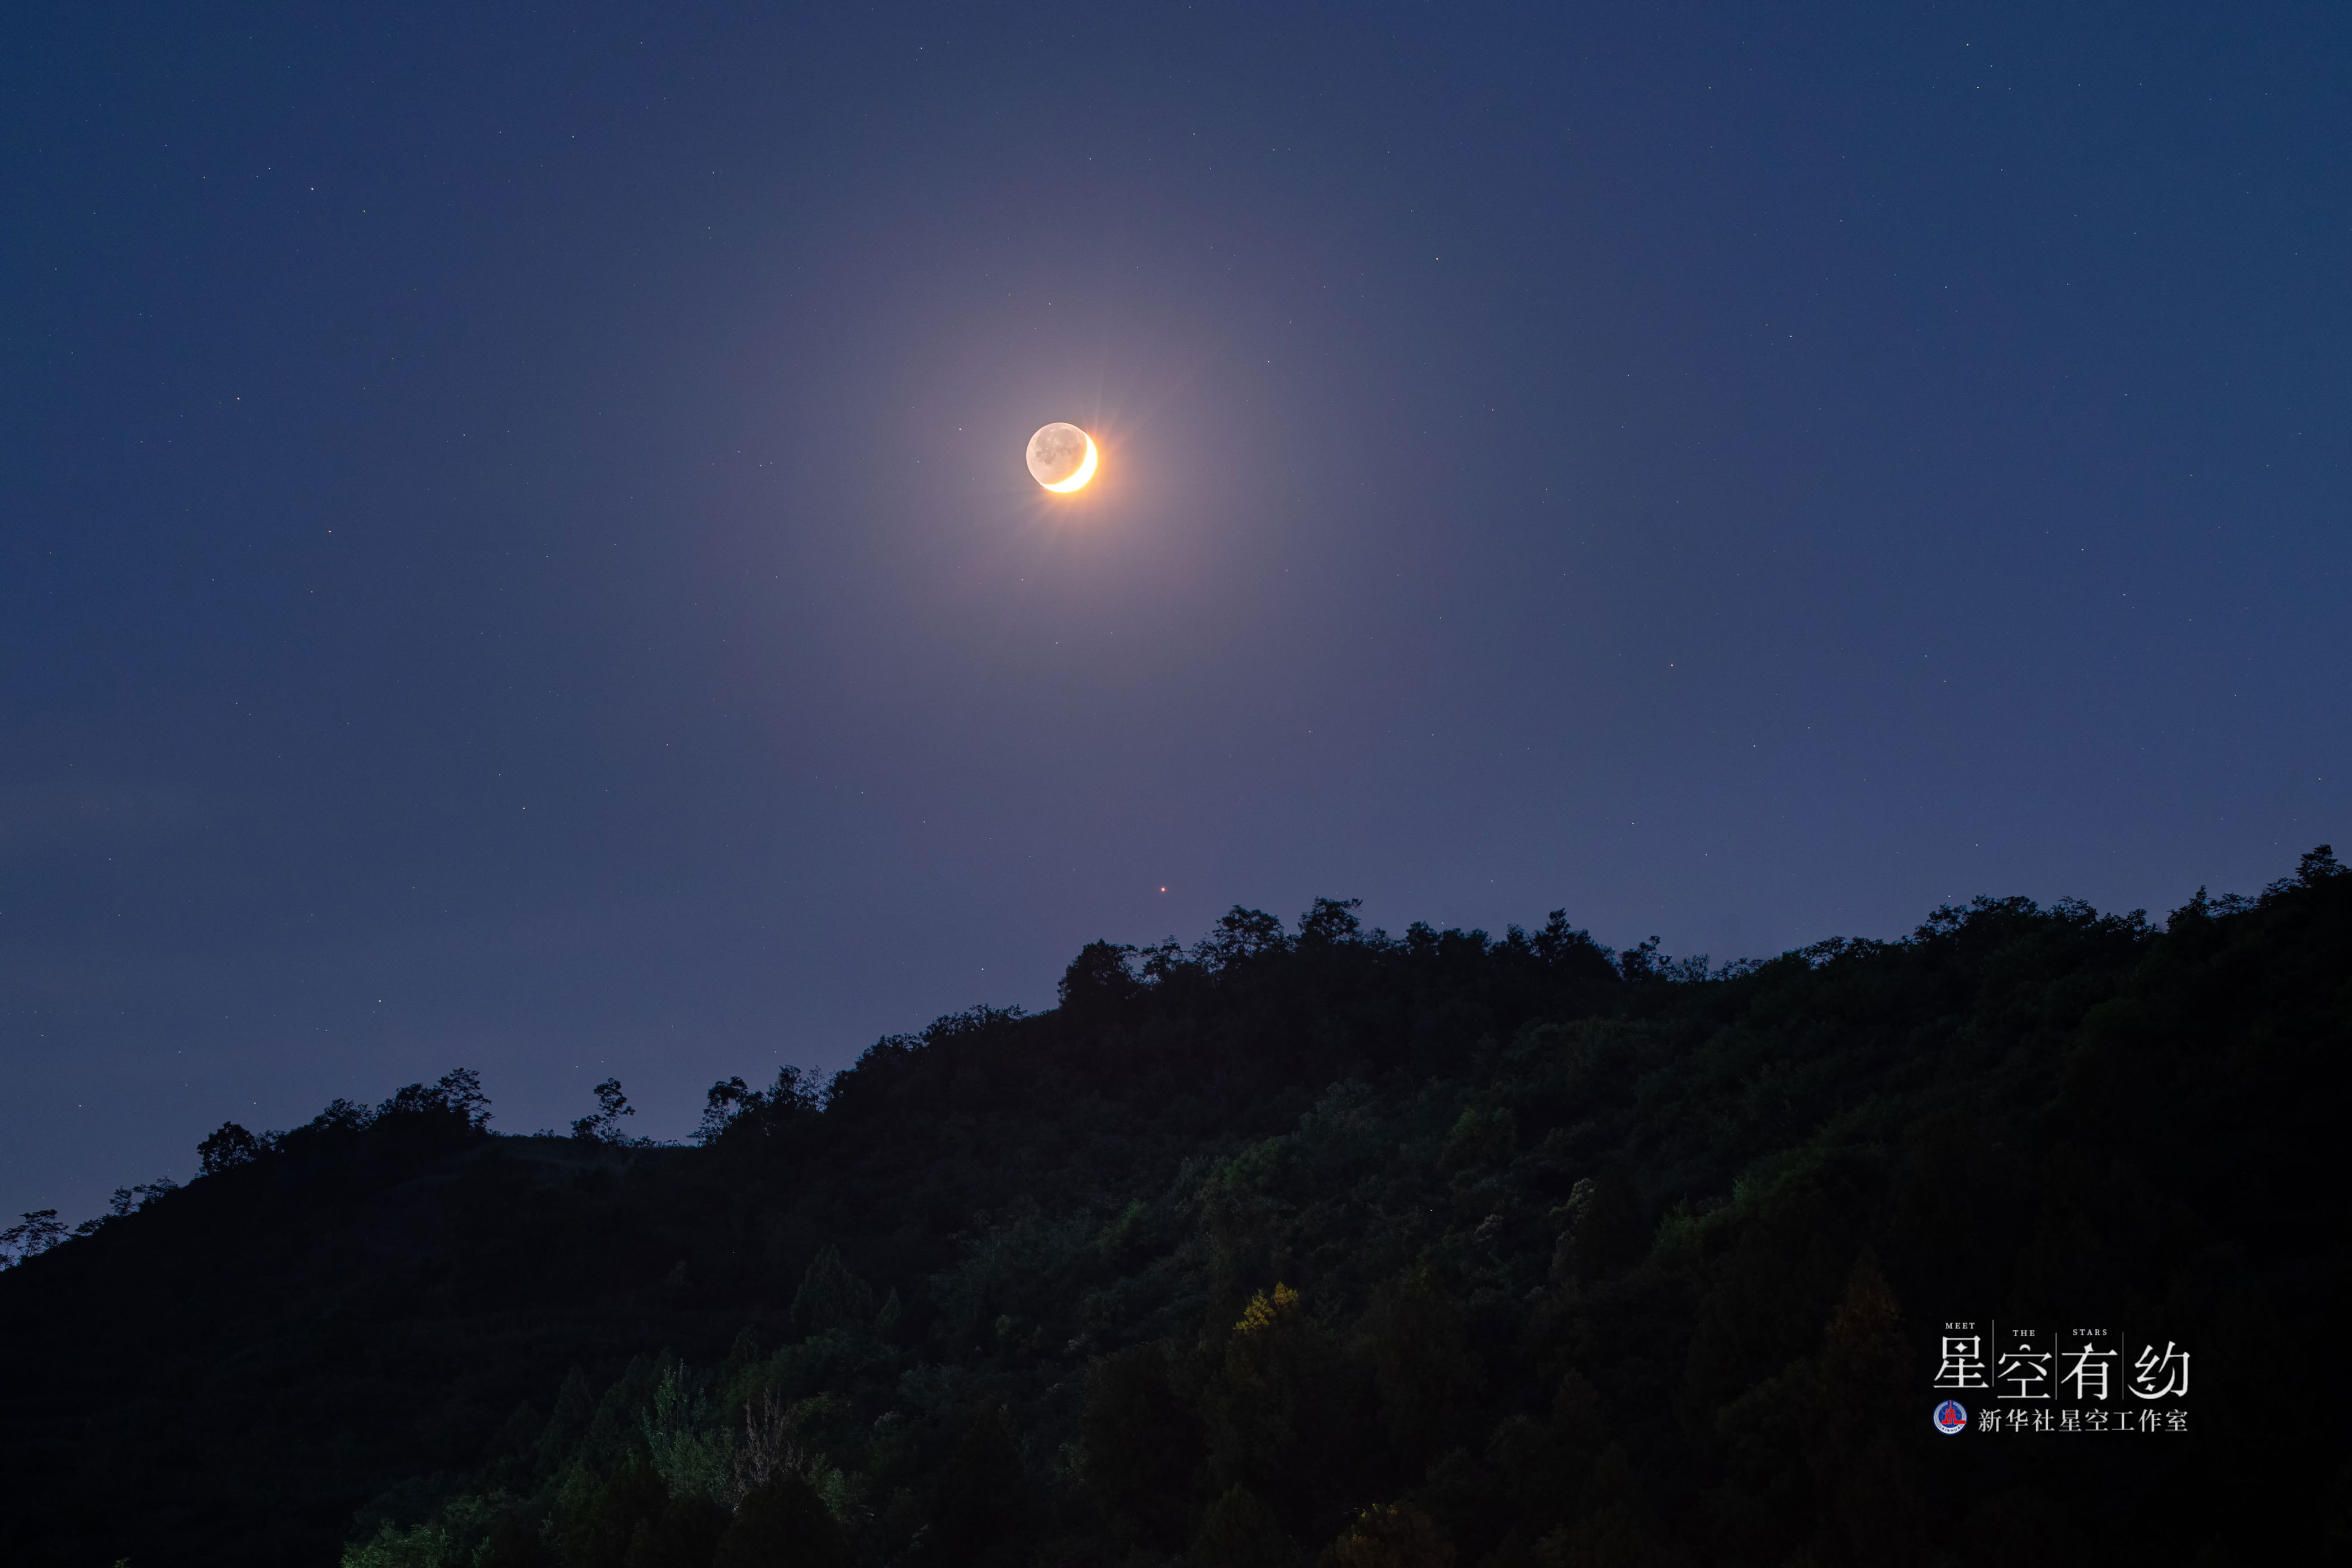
[2,860,2346,1567]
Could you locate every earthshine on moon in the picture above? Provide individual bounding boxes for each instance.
[1027,422,1098,493]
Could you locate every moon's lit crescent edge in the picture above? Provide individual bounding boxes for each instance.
[1042,432,1098,492]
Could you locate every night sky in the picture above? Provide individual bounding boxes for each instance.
[5,3,2345,1224]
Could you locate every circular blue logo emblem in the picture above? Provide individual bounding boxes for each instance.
[1933,1399,1968,1435]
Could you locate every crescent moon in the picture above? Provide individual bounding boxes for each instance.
[1027,423,1099,493]
[1043,433,1098,493]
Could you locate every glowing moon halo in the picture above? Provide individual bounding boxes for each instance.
[1027,422,1098,493]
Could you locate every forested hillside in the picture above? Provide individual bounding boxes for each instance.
[3,854,2346,1567]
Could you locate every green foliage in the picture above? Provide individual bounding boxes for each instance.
[4,853,2348,1567]
[1555,1172,1645,1282]
[1326,1502,1455,1568]
[790,1249,877,1336]
[922,1405,1029,1568]
[1361,1268,1480,1464]
[1191,1484,1296,1568]
[714,1470,844,1568]
[340,1494,530,1568]
[479,1509,556,1568]
[550,1453,670,1568]
[643,1365,733,1505]
[1204,1283,1362,1536]
[1082,1342,1205,1547]
[342,1519,451,1568]
[1438,1104,1514,1170]
[927,1201,1093,1344]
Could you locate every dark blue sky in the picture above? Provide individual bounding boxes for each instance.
[4,2,2345,1222]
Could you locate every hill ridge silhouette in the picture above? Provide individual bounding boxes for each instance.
[2,856,2345,1565]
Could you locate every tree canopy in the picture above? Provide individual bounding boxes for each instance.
[1,854,2346,1566]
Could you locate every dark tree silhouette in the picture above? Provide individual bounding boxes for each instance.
[572,1078,639,1144]
[197,1122,262,1177]
[0,1210,64,1268]
[1057,939,1140,1013]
